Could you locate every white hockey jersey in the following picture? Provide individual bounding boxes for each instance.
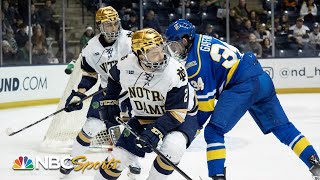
[81,29,132,88]
[110,53,197,121]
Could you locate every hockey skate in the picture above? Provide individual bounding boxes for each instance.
[59,158,74,178]
[309,155,320,180]
[127,161,141,180]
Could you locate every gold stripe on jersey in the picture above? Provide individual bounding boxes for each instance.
[78,131,91,144]
[156,156,174,171]
[293,137,311,157]
[198,98,215,112]
[138,119,156,125]
[188,34,202,79]
[168,109,188,123]
[82,69,98,78]
[207,149,226,161]
[225,59,240,86]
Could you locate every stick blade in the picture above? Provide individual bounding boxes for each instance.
[6,128,14,136]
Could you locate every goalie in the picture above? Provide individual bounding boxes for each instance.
[60,6,133,176]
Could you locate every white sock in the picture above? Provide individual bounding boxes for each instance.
[71,139,90,157]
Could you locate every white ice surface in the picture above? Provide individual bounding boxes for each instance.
[0,94,319,180]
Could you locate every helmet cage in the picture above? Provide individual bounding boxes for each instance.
[139,45,169,71]
[98,18,122,41]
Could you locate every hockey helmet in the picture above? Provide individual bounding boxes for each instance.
[96,6,122,41]
[165,19,195,41]
[132,28,169,71]
[165,19,195,62]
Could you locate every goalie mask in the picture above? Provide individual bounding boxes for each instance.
[132,28,169,71]
[96,6,122,42]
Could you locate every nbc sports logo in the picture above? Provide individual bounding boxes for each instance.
[12,156,34,170]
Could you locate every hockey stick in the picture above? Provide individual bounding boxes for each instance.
[114,116,193,180]
[6,87,107,136]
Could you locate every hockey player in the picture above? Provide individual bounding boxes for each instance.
[61,6,133,175]
[93,28,200,180]
[165,19,320,180]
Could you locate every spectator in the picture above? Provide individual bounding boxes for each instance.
[15,23,29,48]
[15,40,31,64]
[248,10,259,30]
[289,17,310,42]
[31,4,41,27]
[238,19,255,40]
[3,28,18,54]
[39,0,60,40]
[1,11,13,36]
[248,33,262,57]
[2,40,15,64]
[80,26,94,49]
[300,0,317,28]
[283,0,298,11]
[229,9,241,34]
[308,22,320,49]
[203,24,219,38]
[31,26,49,64]
[232,0,249,21]
[300,0,317,16]
[18,0,29,24]
[122,11,139,32]
[288,17,310,51]
[143,9,161,33]
[261,37,272,58]
[280,14,290,34]
[254,23,271,42]
[2,0,18,27]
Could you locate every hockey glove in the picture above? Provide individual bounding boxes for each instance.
[65,90,87,112]
[135,124,167,153]
[98,98,120,127]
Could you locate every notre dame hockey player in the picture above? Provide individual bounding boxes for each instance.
[93,28,200,180]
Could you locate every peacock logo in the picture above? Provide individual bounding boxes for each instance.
[12,156,34,170]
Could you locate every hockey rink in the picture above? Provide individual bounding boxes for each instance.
[0,93,319,180]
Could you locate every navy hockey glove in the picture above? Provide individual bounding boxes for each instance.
[65,90,87,112]
[136,124,167,153]
[98,99,120,127]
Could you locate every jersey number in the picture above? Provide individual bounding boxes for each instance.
[184,89,188,102]
[190,77,204,91]
[210,44,238,69]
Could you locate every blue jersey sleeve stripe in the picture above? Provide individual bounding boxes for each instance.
[188,35,202,79]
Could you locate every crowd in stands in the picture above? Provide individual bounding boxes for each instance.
[3,0,320,66]
[1,0,62,65]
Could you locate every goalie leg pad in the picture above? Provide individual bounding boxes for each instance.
[148,131,187,179]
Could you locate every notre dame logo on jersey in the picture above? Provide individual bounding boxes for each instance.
[177,67,186,81]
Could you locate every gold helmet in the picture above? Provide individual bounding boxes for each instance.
[132,28,163,55]
[132,28,169,71]
[95,6,121,41]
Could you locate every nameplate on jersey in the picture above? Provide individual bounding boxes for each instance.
[200,35,213,52]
